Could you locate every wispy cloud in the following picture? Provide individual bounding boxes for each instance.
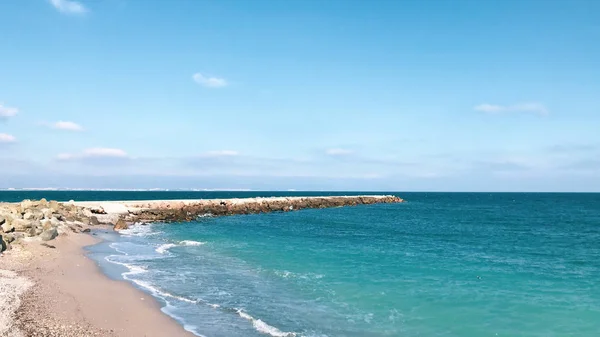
[50,121,84,131]
[203,150,239,157]
[0,103,18,119]
[49,0,87,14]
[192,73,228,88]
[326,148,353,156]
[547,144,597,153]
[57,148,129,160]
[0,133,16,143]
[474,103,548,116]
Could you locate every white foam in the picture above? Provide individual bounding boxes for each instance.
[156,243,178,254]
[236,309,297,337]
[119,223,160,237]
[109,242,129,255]
[104,256,148,276]
[274,270,324,280]
[129,278,198,304]
[180,240,206,246]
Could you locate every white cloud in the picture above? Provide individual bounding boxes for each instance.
[192,73,228,88]
[0,133,16,143]
[0,104,18,119]
[49,0,87,14]
[52,121,84,131]
[57,148,128,160]
[326,148,353,156]
[474,103,548,116]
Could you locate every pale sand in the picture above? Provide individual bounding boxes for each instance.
[1,233,194,337]
[0,270,32,337]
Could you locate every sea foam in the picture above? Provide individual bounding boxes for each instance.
[236,309,297,337]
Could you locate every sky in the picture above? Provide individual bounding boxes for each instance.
[1,0,599,191]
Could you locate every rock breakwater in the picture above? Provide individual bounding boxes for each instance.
[1,196,403,250]
[80,195,404,224]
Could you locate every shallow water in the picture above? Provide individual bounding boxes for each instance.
[84,193,600,337]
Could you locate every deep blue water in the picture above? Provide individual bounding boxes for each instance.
[6,192,600,336]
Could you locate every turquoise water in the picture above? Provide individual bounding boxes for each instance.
[83,193,599,336]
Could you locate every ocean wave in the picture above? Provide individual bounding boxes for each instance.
[109,242,129,255]
[104,255,148,276]
[104,253,297,337]
[119,224,160,237]
[156,243,178,254]
[129,278,198,304]
[274,270,324,280]
[155,241,206,254]
[236,309,297,337]
[180,240,206,246]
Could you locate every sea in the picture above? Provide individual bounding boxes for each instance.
[2,191,599,337]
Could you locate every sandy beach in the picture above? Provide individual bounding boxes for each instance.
[1,232,195,337]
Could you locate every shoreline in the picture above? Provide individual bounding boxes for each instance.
[1,195,404,336]
[1,232,195,337]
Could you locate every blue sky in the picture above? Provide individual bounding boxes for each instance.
[1,0,599,191]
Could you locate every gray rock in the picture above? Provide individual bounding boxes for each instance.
[3,232,15,243]
[41,219,52,230]
[1,220,14,233]
[113,219,129,231]
[12,219,32,232]
[41,208,54,219]
[49,200,60,211]
[90,216,100,226]
[50,217,61,227]
[40,228,58,241]
[23,211,43,221]
[11,232,24,240]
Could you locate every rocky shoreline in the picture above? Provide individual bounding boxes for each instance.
[2,195,402,252]
[0,199,98,253]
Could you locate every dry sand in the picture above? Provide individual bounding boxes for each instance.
[0,232,194,337]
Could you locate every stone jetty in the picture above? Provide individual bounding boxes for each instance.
[1,195,403,251]
[77,195,403,224]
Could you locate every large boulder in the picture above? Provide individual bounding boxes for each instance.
[2,232,15,243]
[40,228,58,241]
[41,208,54,219]
[89,216,100,226]
[23,211,43,221]
[12,219,32,232]
[41,219,53,230]
[1,214,14,232]
[113,219,129,231]
[19,199,37,212]
[1,221,14,233]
